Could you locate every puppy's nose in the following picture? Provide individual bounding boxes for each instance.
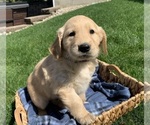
[78,43,90,53]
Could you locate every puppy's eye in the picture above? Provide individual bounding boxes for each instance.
[90,29,95,34]
[68,31,75,37]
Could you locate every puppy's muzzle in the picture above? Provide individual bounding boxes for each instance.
[78,43,90,53]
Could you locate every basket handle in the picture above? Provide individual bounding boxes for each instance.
[14,107,24,125]
[107,64,124,76]
[107,64,144,89]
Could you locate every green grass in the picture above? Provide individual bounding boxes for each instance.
[7,0,144,124]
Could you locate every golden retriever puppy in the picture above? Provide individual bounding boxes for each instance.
[27,15,107,125]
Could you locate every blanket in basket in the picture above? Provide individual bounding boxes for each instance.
[18,66,131,125]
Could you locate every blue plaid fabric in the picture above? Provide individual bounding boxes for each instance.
[18,66,130,125]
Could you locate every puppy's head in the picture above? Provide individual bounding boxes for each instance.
[50,15,107,62]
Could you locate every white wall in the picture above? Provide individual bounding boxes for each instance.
[53,0,108,7]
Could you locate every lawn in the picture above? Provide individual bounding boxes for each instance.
[6,0,144,124]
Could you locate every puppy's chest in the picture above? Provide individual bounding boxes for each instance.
[72,67,94,94]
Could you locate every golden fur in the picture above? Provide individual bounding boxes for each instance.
[27,15,107,125]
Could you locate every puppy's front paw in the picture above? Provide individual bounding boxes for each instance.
[78,113,95,125]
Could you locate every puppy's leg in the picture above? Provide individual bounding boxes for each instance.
[34,95,49,115]
[58,87,95,125]
[38,108,47,116]
[28,90,49,115]
[79,93,86,102]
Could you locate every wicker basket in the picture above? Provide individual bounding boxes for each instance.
[14,60,144,125]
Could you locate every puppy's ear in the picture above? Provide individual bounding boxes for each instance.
[49,27,64,59]
[99,27,108,55]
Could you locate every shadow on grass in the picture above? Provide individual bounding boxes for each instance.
[9,101,15,125]
[128,0,144,3]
